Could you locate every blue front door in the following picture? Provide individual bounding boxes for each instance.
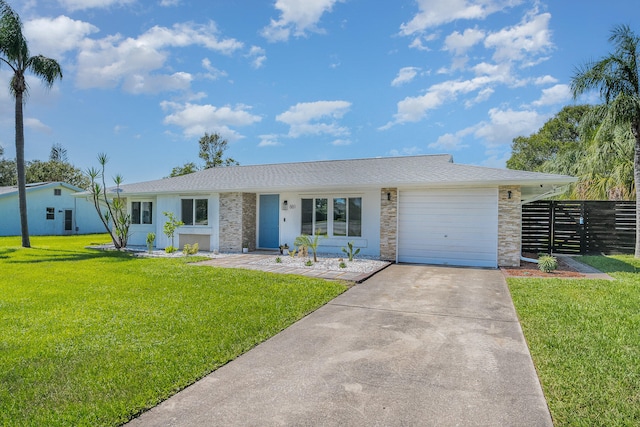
[259,194,280,248]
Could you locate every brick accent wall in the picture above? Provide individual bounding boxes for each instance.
[380,188,398,261]
[219,192,256,252]
[498,186,522,267]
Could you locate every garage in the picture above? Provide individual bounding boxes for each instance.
[398,188,498,267]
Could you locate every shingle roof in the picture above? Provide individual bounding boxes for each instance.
[112,155,575,196]
[0,182,83,198]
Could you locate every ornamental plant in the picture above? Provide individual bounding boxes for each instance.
[538,255,558,273]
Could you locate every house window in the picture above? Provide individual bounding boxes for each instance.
[54,189,61,196]
[131,201,153,224]
[181,199,208,226]
[302,197,361,237]
[333,197,362,237]
[46,207,55,220]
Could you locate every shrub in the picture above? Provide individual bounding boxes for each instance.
[275,257,282,263]
[146,232,156,254]
[339,261,347,269]
[295,232,325,262]
[538,255,558,273]
[182,243,199,256]
[165,245,177,254]
[305,260,313,267]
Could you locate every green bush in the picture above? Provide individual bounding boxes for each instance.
[538,255,558,273]
[182,243,199,256]
[165,245,177,254]
[339,261,347,269]
[275,257,282,263]
[305,260,313,267]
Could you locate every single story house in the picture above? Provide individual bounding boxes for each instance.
[0,182,105,236]
[102,155,575,268]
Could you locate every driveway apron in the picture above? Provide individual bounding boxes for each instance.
[127,264,552,427]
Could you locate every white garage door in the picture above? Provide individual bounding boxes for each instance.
[398,188,498,267]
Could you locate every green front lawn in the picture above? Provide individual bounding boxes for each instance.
[508,255,640,426]
[0,235,346,426]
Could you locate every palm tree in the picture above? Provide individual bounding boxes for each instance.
[0,1,62,247]
[571,24,640,257]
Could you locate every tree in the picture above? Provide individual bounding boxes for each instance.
[0,146,15,186]
[198,132,238,168]
[571,24,640,257]
[49,143,67,162]
[27,160,90,189]
[86,154,131,249]
[167,162,199,178]
[0,1,63,248]
[507,105,592,171]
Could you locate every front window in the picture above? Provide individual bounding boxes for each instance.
[131,202,153,224]
[46,207,55,220]
[182,198,208,226]
[302,197,361,237]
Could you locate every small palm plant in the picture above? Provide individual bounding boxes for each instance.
[294,232,325,263]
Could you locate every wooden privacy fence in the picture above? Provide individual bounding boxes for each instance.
[522,201,636,255]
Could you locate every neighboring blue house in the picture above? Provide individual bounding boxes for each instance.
[0,182,105,236]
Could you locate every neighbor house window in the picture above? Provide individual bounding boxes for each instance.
[46,207,55,220]
[302,197,361,236]
[131,202,153,224]
[182,199,208,225]
[53,189,62,196]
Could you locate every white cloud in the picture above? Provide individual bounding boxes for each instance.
[25,118,52,134]
[331,139,351,146]
[258,135,283,147]
[473,108,546,147]
[533,75,558,85]
[388,146,422,156]
[201,58,228,80]
[381,75,495,128]
[276,100,351,137]
[261,0,343,42]
[247,46,267,69]
[122,72,193,94]
[160,0,181,6]
[429,133,464,151]
[161,101,262,138]
[443,27,485,55]
[76,22,243,93]
[24,16,98,59]
[58,0,136,12]
[531,84,571,106]
[484,12,553,64]
[391,67,420,87]
[400,0,521,35]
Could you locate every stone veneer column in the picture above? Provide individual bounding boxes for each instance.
[380,188,398,261]
[219,192,256,252]
[219,192,243,252]
[242,193,257,251]
[498,186,522,267]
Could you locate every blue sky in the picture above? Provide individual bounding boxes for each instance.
[0,0,634,182]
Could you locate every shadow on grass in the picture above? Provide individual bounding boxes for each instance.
[4,247,135,264]
[577,256,639,274]
[0,248,18,259]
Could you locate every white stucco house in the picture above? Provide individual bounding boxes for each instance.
[102,155,575,268]
[0,182,105,236]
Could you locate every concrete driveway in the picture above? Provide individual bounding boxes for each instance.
[127,264,552,426]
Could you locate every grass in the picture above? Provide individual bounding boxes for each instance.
[0,234,346,426]
[508,255,640,426]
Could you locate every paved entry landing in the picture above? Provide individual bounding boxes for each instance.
[128,264,552,427]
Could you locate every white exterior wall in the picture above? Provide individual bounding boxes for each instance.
[276,189,381,257]
[143,194,219,250]
[0,184,104,236]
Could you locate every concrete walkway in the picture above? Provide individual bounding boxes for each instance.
[127,264,552,427]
